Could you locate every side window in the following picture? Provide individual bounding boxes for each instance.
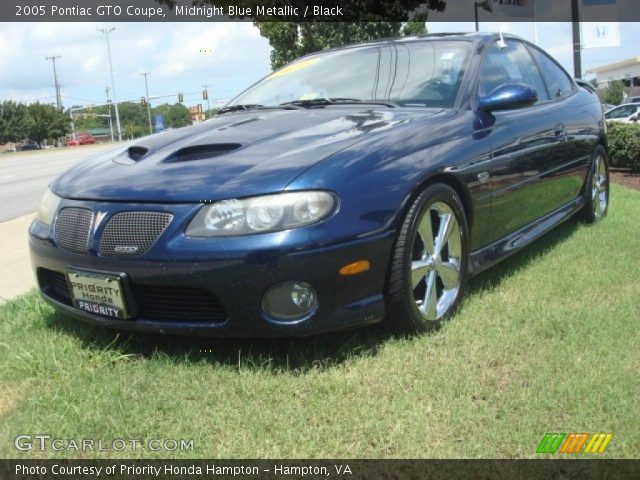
[528,46,574,99]
[478,42,550,103]
[605,105,634,119]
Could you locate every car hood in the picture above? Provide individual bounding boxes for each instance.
[53,107,441,202]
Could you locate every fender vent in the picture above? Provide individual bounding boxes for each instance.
[128,146,149,161]
[165,144,241,163]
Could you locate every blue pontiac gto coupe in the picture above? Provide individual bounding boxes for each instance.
[30,33,609,336]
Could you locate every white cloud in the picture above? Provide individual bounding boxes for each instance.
[0,22,271,106]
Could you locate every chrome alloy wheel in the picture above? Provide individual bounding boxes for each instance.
[592,154,608,220]
[410,202,462,321]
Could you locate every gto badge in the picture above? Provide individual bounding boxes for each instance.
[114,245,139,254]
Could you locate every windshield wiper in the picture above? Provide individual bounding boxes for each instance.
[280,98,397,108]
[217,104,301,115]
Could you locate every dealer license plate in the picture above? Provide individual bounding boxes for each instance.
[66,270,129,319]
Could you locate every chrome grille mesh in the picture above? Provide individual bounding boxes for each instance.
[54,208,93,253]
[99,211,173,257]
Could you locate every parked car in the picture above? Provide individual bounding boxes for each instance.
[604,103,640,123]
[19,140,40,151]
[66,134,96,146]
[30,33,609,337]
[601,103,615,113]
[628,96,640,103]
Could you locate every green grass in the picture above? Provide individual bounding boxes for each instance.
[0,185,638,459]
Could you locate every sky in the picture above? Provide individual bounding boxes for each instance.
[0,20,639,111]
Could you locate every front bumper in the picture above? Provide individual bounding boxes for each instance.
[29,201,394,337]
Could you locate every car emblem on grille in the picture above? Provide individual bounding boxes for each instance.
[114,245,139,254]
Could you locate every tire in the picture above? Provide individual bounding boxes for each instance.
[387,183,470,333]
[580,145,610,223]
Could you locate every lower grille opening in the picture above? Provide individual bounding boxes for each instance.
[130,283,226,323]
[38,269,72,306]
[37,269,226,324]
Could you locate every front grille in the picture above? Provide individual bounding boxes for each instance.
[99,211,173,257]
[131,283,226,323]
[38,268,226,324]
[54,208,93,253]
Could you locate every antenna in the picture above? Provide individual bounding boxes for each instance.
[496,22,507,48]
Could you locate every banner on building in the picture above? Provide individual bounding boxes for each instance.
[581,22,621,48]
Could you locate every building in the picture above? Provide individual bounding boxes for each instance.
[586,57,640,97]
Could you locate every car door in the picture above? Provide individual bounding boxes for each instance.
[477,40,562,242]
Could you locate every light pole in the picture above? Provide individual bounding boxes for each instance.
[140,72,153,134]
[474,1,493,32]
[202,83,211,118]
[45,55,63,110]
[105,86,115,142]
[98,27,122,141]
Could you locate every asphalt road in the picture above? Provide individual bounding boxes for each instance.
[0,144,119,223]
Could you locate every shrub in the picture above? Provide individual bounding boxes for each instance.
[607,121,640,170]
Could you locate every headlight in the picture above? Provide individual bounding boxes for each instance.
[186,191,337,237]
[37,189,62,226]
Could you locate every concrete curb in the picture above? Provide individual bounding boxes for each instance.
[0,213,36,304]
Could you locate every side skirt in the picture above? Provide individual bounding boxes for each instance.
[468,197,585,276]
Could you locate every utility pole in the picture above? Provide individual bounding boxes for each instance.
[571,0,582,78]
[45,55,62,110]
[98,27,122,141]
[140,72,153,134]
[202,83,211,118]
[105,86,115,142]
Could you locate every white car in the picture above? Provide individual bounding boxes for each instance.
[604,103,640,123]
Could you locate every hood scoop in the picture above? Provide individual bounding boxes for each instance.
[127,146,149,161]
[112,145,149,165]
[163,144,242,163]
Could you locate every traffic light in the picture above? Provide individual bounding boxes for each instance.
[202,90,208,100]
[178,93,184,103]
[141,97,147,106]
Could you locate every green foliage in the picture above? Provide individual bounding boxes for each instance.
[27,103,71,144]
[152,103,191,128]
[401,21,428,36]
[607,121,640,170]
[0,101,33,143]
[604,80,624,106]
[254,3,443,69]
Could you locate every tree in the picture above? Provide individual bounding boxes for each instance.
[0,101,33,143]
[28,103,71,144]
[152,103,191,128]
[256,21,431,70]
[604,80,624,106]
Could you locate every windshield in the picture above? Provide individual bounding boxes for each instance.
[228,40,473,109]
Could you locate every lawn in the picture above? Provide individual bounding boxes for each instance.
[0,185,638,459]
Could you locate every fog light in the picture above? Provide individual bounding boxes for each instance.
[262,281,318,321]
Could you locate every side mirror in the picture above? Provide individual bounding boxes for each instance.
[478,83,538,112]
[630,114,638,122]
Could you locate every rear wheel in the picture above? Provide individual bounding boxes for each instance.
[387,183,469,332]
[581,145,610,223]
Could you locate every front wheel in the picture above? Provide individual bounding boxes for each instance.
[581,145,610,223]
[387,183,469,333]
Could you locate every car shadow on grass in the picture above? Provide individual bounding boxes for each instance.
[43,218,581,372]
